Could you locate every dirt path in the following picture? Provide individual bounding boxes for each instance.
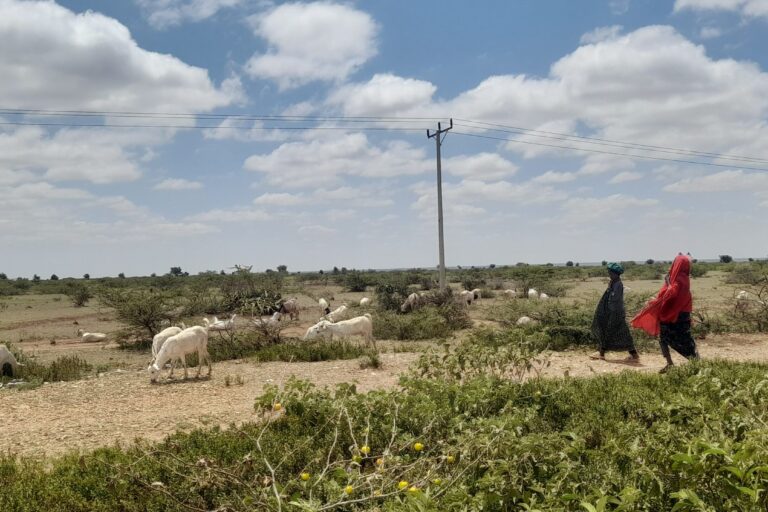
[2,334,767,459]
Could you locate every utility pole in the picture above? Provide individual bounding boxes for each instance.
[427,119,452,291]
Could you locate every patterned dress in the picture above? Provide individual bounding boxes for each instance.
[591,280,636,353]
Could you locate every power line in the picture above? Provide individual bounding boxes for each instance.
[454,118,768,165]
[0,108,443,123]
[0,121,427,132]
[3,107,767,170]
[451,130,768,172]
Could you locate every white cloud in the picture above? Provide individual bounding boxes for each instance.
[580,25,623,44]
[327,25,768,169]
[0,0,238,111]
[560,194,657,224]
[532,171,577,184]
[663,169,768,192]
[298,224,337,236]
[328,74,436,117]
[674,0,768,19]
[245,2,378,89]
[243,133,431,188]
[609,171,643,183]
[0,126,143,184]
[699,26,723,39]
[253,192,305,205]
[444,153,518,181]
[136,0,246,29]
[154,178,203,190]
[186,207,272,223]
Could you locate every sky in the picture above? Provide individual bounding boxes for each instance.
[1,0,767,278]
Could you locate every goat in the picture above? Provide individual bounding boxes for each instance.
[359,297,371,306]
[459,290,474,306]
[0,344,23,377]
[527,288,539,299]
[279,298,300,321]
[400,292,425,313]
[325,304,348,322]
[76,328,107,343]
[208,314,236,332]
[148,326,211,382]
[307,314,375,349]
[318,298,331,315]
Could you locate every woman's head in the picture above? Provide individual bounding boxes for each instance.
[606,262,624,280]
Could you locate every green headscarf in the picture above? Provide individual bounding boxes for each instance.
[606,262,624,275]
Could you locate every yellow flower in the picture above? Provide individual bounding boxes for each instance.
[408,486,419,493]
[375,458,384,466]
[344,485,354,495]
[300,472,310,481]
[413,442,424,452]
[446,455,455,463]
[360,445,371,455]
[273,402,282,411]
[398,480,409,490]
[432,478,442,485]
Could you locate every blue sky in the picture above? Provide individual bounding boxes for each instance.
[1,0,767,278]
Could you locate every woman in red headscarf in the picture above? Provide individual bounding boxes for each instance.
[631,254,699,372]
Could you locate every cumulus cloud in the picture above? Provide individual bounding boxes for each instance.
[327,25,768,169]
[136,0,246,29]
[245,2,378,89]
[561,194,657,224]
[609,171,643,183]
[0,126,143,184]
[532,171,577,184]
[243,133,431,188]
[674,0,768,19]
[443,153,519,181]
[663,169,768,192]
[580,25,624,44]
[327,74,436,116]
[186,207,272,223]
[0,0,238,111]
[154,178,203,190]
[253,192,305,205]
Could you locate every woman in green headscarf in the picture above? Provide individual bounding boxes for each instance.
[591,262,639,362]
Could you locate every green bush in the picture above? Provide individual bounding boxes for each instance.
[97,288,178,348]
[373,303,471,341]
[4,356,768,511]
[250,340,369,363]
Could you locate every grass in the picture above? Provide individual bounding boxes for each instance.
[250,339,369,363]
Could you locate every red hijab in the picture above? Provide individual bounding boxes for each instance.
[631,254,693,336]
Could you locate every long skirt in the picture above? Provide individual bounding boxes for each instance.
[660,312,698,359]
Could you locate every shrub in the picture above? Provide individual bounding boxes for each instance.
[97,288,178,347]
[344,271,368,292]
[373,302,471,341]
[64,283,92,307]
[251,340,369,363]
[725,263,766,285]
[374,278,410,312]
